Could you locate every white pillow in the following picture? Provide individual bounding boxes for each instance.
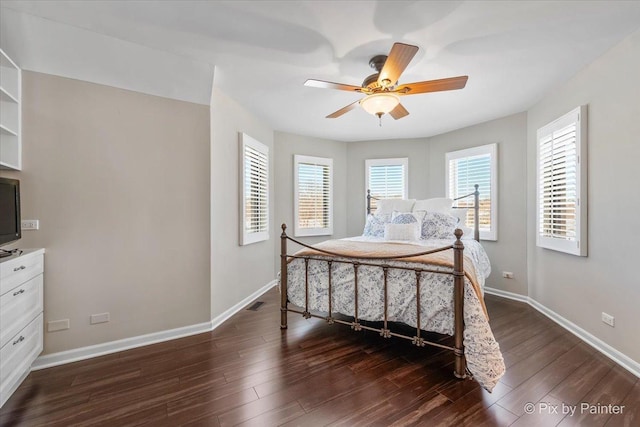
[413,198,453,213]
[458,225,475,240]
[449,208,468,226]
[376,199,416,216]
[384,223,420,241]
[449,208,474,239]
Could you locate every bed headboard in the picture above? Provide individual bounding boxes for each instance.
[366,185,481,242]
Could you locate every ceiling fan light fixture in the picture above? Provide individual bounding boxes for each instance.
[360,92,400,116]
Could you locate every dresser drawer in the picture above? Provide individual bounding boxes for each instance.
[0,274,43,348]
[0,313,43,404]
[0,253,44,296]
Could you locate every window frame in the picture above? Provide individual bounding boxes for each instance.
[536,105,587,256]
[239,133,269,246]
[294,154,333,237]
[445,143,498,241]
[365,158,409,215]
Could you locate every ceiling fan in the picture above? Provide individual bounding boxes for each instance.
[305,42,468,123]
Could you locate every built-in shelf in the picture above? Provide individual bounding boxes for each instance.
[0,87,18,104]
[0,49,21,170]
[0,125,18,137]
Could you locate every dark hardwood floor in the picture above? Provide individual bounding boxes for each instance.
[1,289,638,426]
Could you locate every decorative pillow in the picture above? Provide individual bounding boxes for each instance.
[413,198,453,213]
[384,223,421,241]
[373,212,392,223]
[391,210,426,225]
[421,211,458,240]
[363,214,387,237]
[375,199,416,216]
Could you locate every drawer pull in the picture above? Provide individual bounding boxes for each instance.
[13,335,25,345]
[13,289,25,296]
[13,265,27,272]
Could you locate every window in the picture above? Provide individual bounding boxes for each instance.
[536,106,587,256]
[294,155,333,237]
[365,158,408,214]
[446,143,498,241]
[239,133,269,245]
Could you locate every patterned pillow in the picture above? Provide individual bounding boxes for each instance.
[374,212,392,223]
[392,210,426,225]
[421,211,458,239]
[363,214,388,237]
[391,212,418,224]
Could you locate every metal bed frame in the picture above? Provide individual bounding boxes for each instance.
[280,185,480,379]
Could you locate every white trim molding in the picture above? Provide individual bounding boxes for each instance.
[33,280,278,370]
[485,287,640,378]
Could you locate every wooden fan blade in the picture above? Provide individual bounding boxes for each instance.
[396,76,468,95]
[305,79,363,92]
[326,100,360,118]
[378,43,419,87]
[389,103,409,120]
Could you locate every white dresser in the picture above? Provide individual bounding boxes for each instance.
[0,249,44,408]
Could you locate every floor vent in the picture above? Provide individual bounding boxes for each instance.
[246,301,265,311]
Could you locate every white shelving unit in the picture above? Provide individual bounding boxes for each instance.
[0,49,21,170]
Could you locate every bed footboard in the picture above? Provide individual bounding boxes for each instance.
[279,224,469,380]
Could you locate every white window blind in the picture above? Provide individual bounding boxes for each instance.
[366,158,408,214]
[536,106,587,256]
[446,143,497,241]
[240,133,269,245]
[294,155,333,237]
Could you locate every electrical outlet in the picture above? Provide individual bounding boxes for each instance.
[602,312,615,327]
[48,319,70,332]
[21,220,39,230]
[502,271,514,279]
[90,312,110,324]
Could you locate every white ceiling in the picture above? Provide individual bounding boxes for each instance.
[2,1,640,142]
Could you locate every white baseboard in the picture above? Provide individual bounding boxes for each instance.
[484,286,640,378]
[209,279,278,331]
[32,280,278,371]
[484,286,528,303]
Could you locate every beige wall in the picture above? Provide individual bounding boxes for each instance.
[527,29,640,362]
[210,87,275,319]
[0,72,211,354]
[345,113,528,295]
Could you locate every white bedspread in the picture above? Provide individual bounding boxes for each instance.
[283,237,505,391]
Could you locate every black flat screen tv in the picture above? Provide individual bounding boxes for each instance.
[0,177,21,247]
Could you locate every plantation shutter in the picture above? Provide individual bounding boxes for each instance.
[294,155,333,236]
[244,144,268,234]
[445,143,497,241]
[297,163,330,229]
[367,160,407,213]
[448,153,492,229]
[538,122,577,240]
